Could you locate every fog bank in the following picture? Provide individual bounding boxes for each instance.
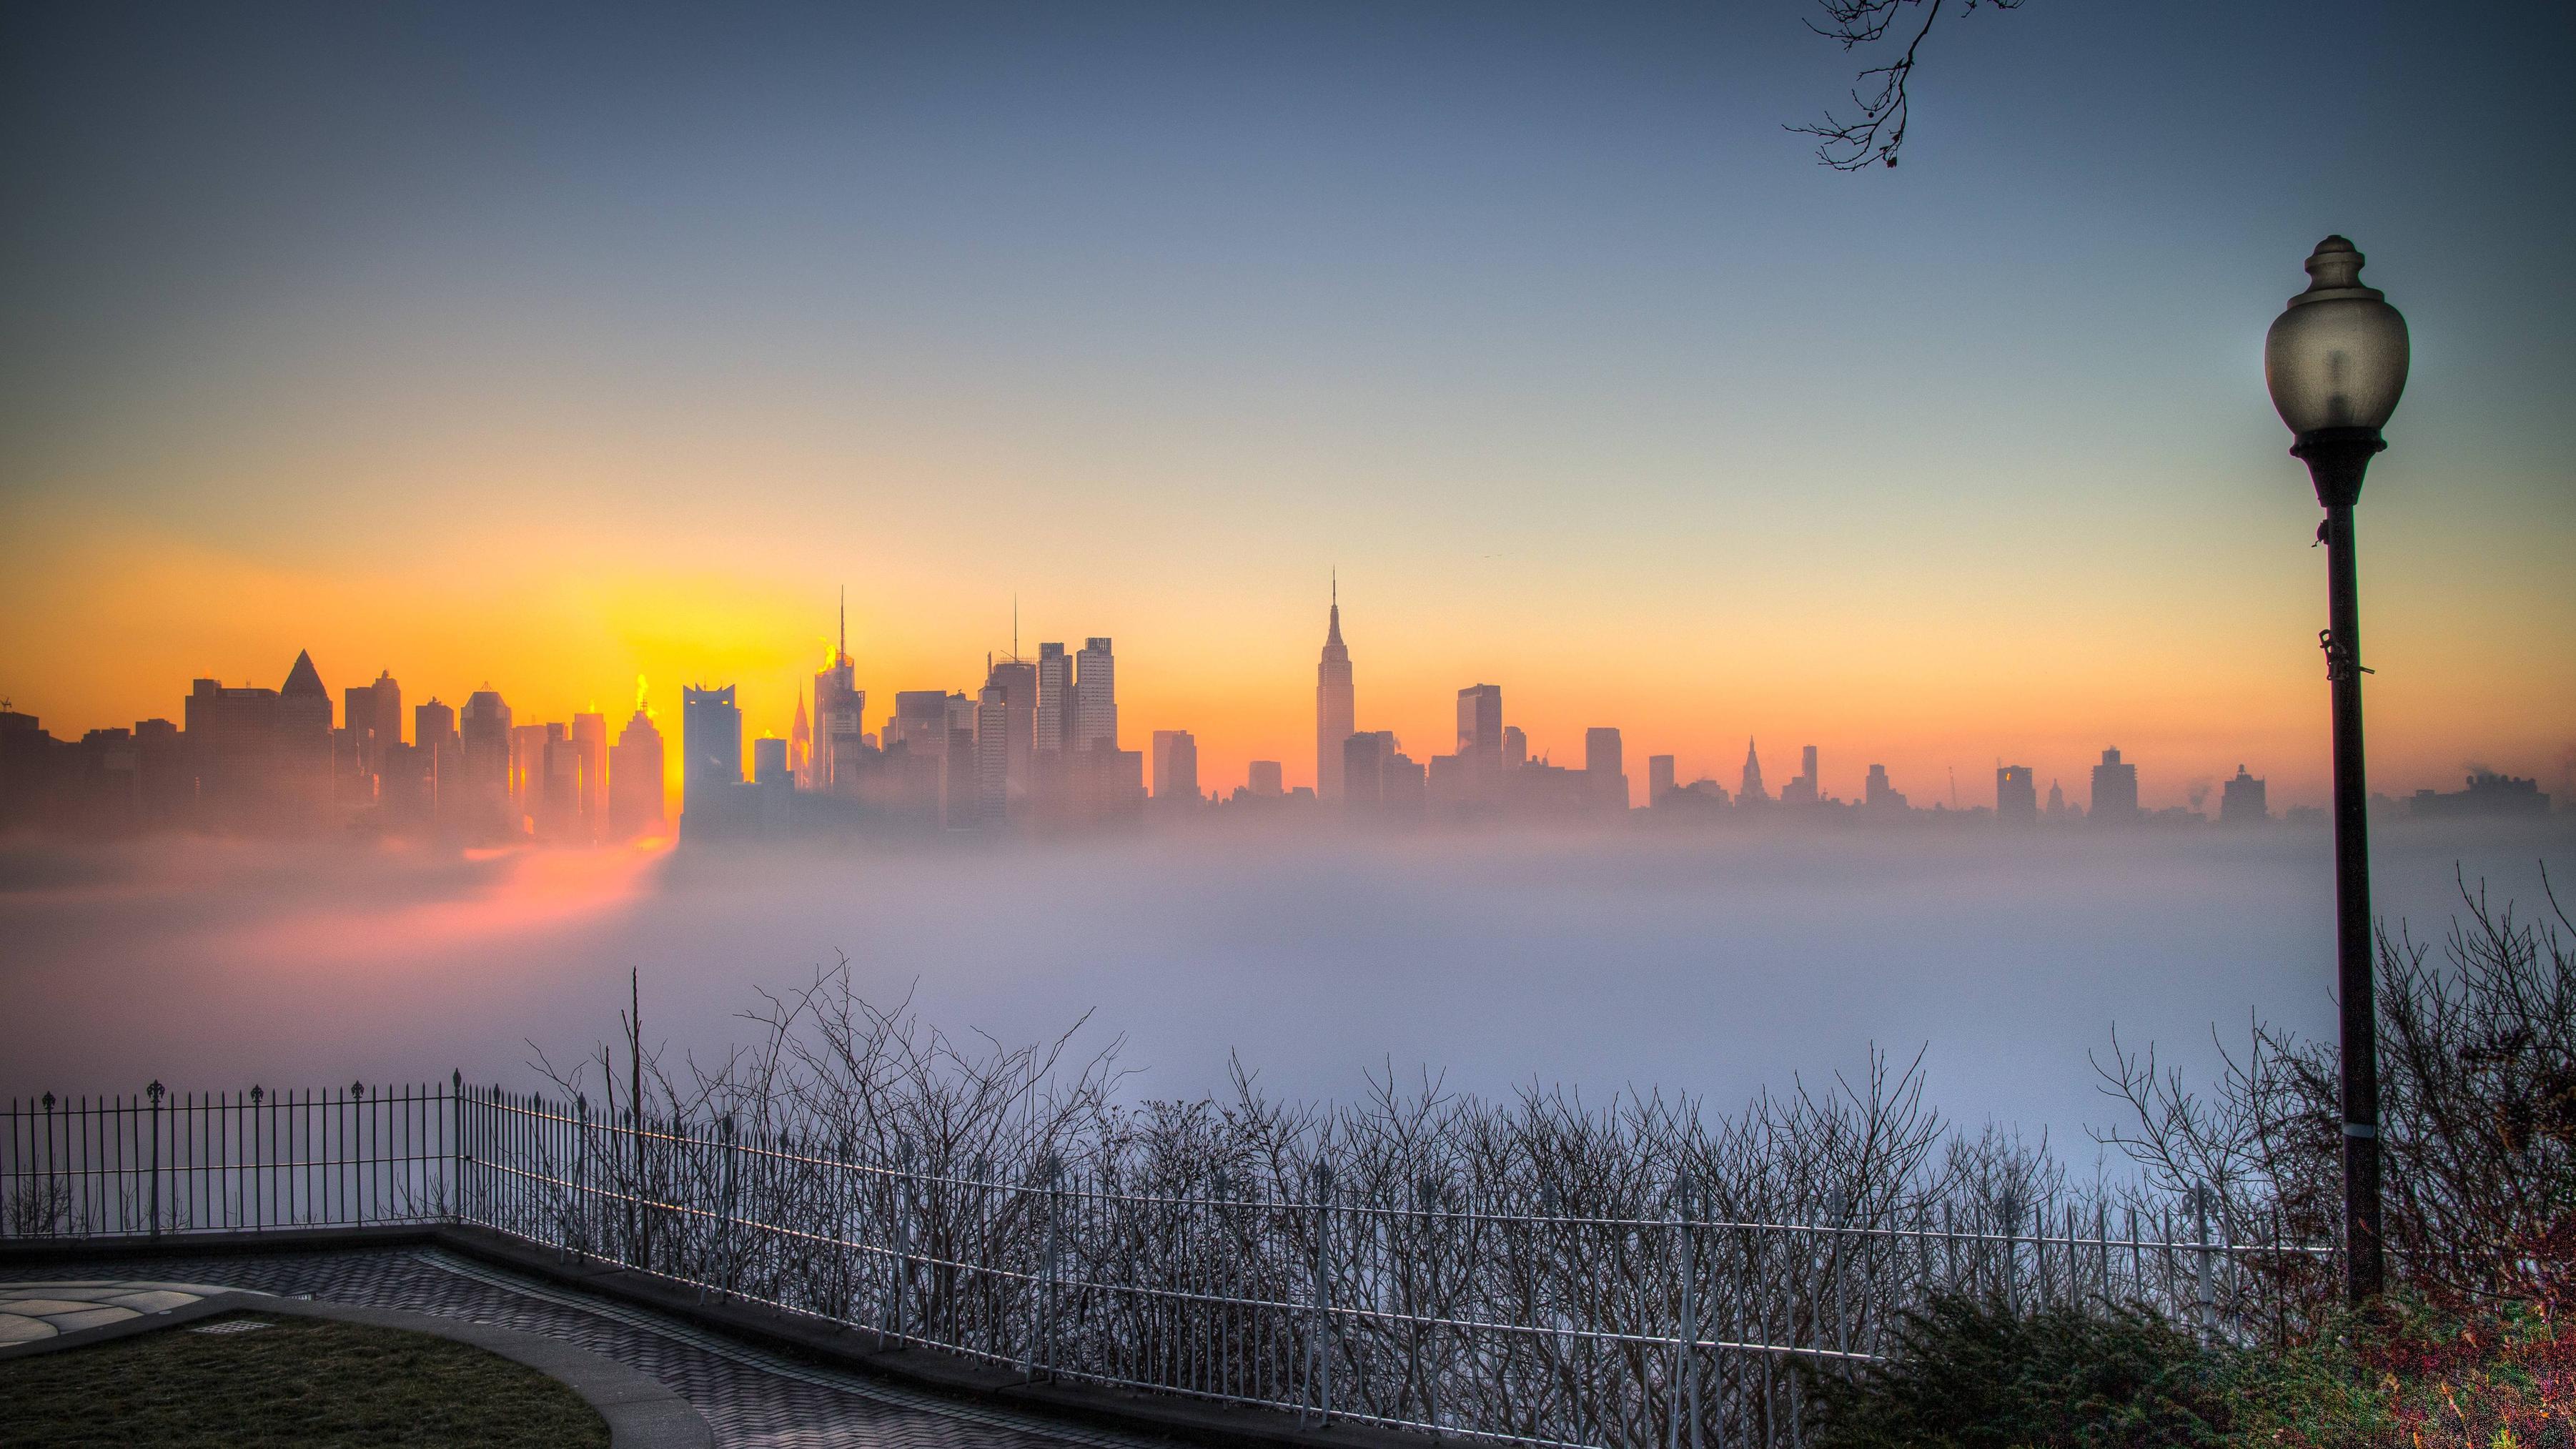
[4,820,2567,1154]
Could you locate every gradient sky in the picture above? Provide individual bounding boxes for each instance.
[4,0,2571,809]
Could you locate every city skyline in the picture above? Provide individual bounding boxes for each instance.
[4,4,2570,827]
[4,575,2561,837]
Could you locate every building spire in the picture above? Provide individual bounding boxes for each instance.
[838,585,846,664]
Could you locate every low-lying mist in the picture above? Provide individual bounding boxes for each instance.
[3,819,2567,1156]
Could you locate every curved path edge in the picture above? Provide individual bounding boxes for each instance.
[0,1286,713,1449]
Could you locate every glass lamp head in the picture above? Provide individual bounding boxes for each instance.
[2264,236,2409,437]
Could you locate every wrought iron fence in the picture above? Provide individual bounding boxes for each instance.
[1,1081,2327,1449]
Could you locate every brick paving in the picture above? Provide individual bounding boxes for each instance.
[0,1247,1164,1449]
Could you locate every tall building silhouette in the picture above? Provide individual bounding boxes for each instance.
[1647,754,1676,804]
[681,685,743,826]
[1456,685,1502,763]
[1585,727,1626,810]
[1247,760,1284,797]
[1036,642,1071,756]
[1864,763,1908,812]
[2090,747,2140,824]
[813,593,865,795]
[986,654,1037,810]
[608,707,664,837]
[572,711,608,839]
[1996,765,2038,824]
[1738,738,1768,803]
[1151,730,1199,802]
[1071,638,1118,754]
[789,695,811,787]
[1315,576,1354,800]
[2220,765,2268,825]
[974,683,1011,826]
[459,688,512,834]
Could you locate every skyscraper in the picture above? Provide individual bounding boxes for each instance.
[1780,745,1820,806]
[1995,764,2038,823]
[1585,727,1626,809]
[2090,747,2141,824]
[681,685,743,820]
[1456,685,1502,763]
[608,708,664,838]
[813,593,864,795]
[1342,730,1390,809]
[2220,765,2269,825]
[572,711,608,839]
[987,655,1037,808]
[789,695,811,788]
[276,650,333,810]
[459,688,512,834]
[974,683,1011,826]
[1247,760,1283,797]
[1151,729,1199,802]
[1073,638,1118,754]
[1315,577,1354,800]
[1647,754,1675,804]
[1036,642,1071,756]
[1864,763,1908,812]
[1739,739,1768,803]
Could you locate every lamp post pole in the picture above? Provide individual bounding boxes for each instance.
[2266,236,2409,1307]
[2300,426,2385,1305]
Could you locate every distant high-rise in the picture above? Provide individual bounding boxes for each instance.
[275,651,333,809]
[1502,726,1527,768]
[1315,578,1354,800]
[2090,748,2141,824]
[1151,730,1199,802]
[1073,638,1118,754]
[1036,643,1072,756]
[1647,754,1676,804]
[681,685,743,821]
[1585,728,1626,809]
[1456,685,1502,763]
[974,684,1011,826]
[413,698,457,817]
[2046,779,2069,819]
[1996,765,2038,824]
[460,688,513,833]
[608,708,665,837]
[1739,739,1768,803]
[813,594,865,795]
[2220,765,2269,825]
[1864,763,1908,812]
[1780,745,1820,806]
[572,712,608,838]
[1342,730,1392,809]
[753,736,792,786]
[1246,760,1284,797]
[986,656,1037,808]
[789,695,811,788]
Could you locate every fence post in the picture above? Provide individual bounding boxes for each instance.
[1309,1161,1335,1428]
[448,1070,464,1225]
[573,1094,590,1263]
[891,1137,915,1345]
[146,1081,163,1240]
[2192,1185,2217,1345]
[1670,1177,1700,1449]
[1026,1152,1061,1380]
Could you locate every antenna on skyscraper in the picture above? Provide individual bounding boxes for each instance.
[838,585,846,663]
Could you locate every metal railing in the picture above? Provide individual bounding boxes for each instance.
[2,1081,2327,1449]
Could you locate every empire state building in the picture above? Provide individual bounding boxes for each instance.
[1315,576,1354,800]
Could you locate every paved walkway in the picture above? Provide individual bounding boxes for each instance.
[0,1280,251,1342]
[0,1248,1164,1449]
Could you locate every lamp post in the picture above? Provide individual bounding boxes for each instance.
[2264,235,2409,1307]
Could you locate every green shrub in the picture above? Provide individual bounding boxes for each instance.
[1810,1292,2231,1448]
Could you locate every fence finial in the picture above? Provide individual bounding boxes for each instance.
[147,1081,164,1102]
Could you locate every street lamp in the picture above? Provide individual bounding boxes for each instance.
[2264,234,2409,1307]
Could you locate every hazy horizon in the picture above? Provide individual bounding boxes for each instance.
[7,816,2567,1169]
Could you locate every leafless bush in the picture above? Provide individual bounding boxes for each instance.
[2098,872,2576,1316]
[500,956,2257,1449]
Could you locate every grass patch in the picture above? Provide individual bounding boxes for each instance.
[0,1312,612,1448]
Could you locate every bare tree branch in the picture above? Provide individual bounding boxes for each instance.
[1791,0,2025,171]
